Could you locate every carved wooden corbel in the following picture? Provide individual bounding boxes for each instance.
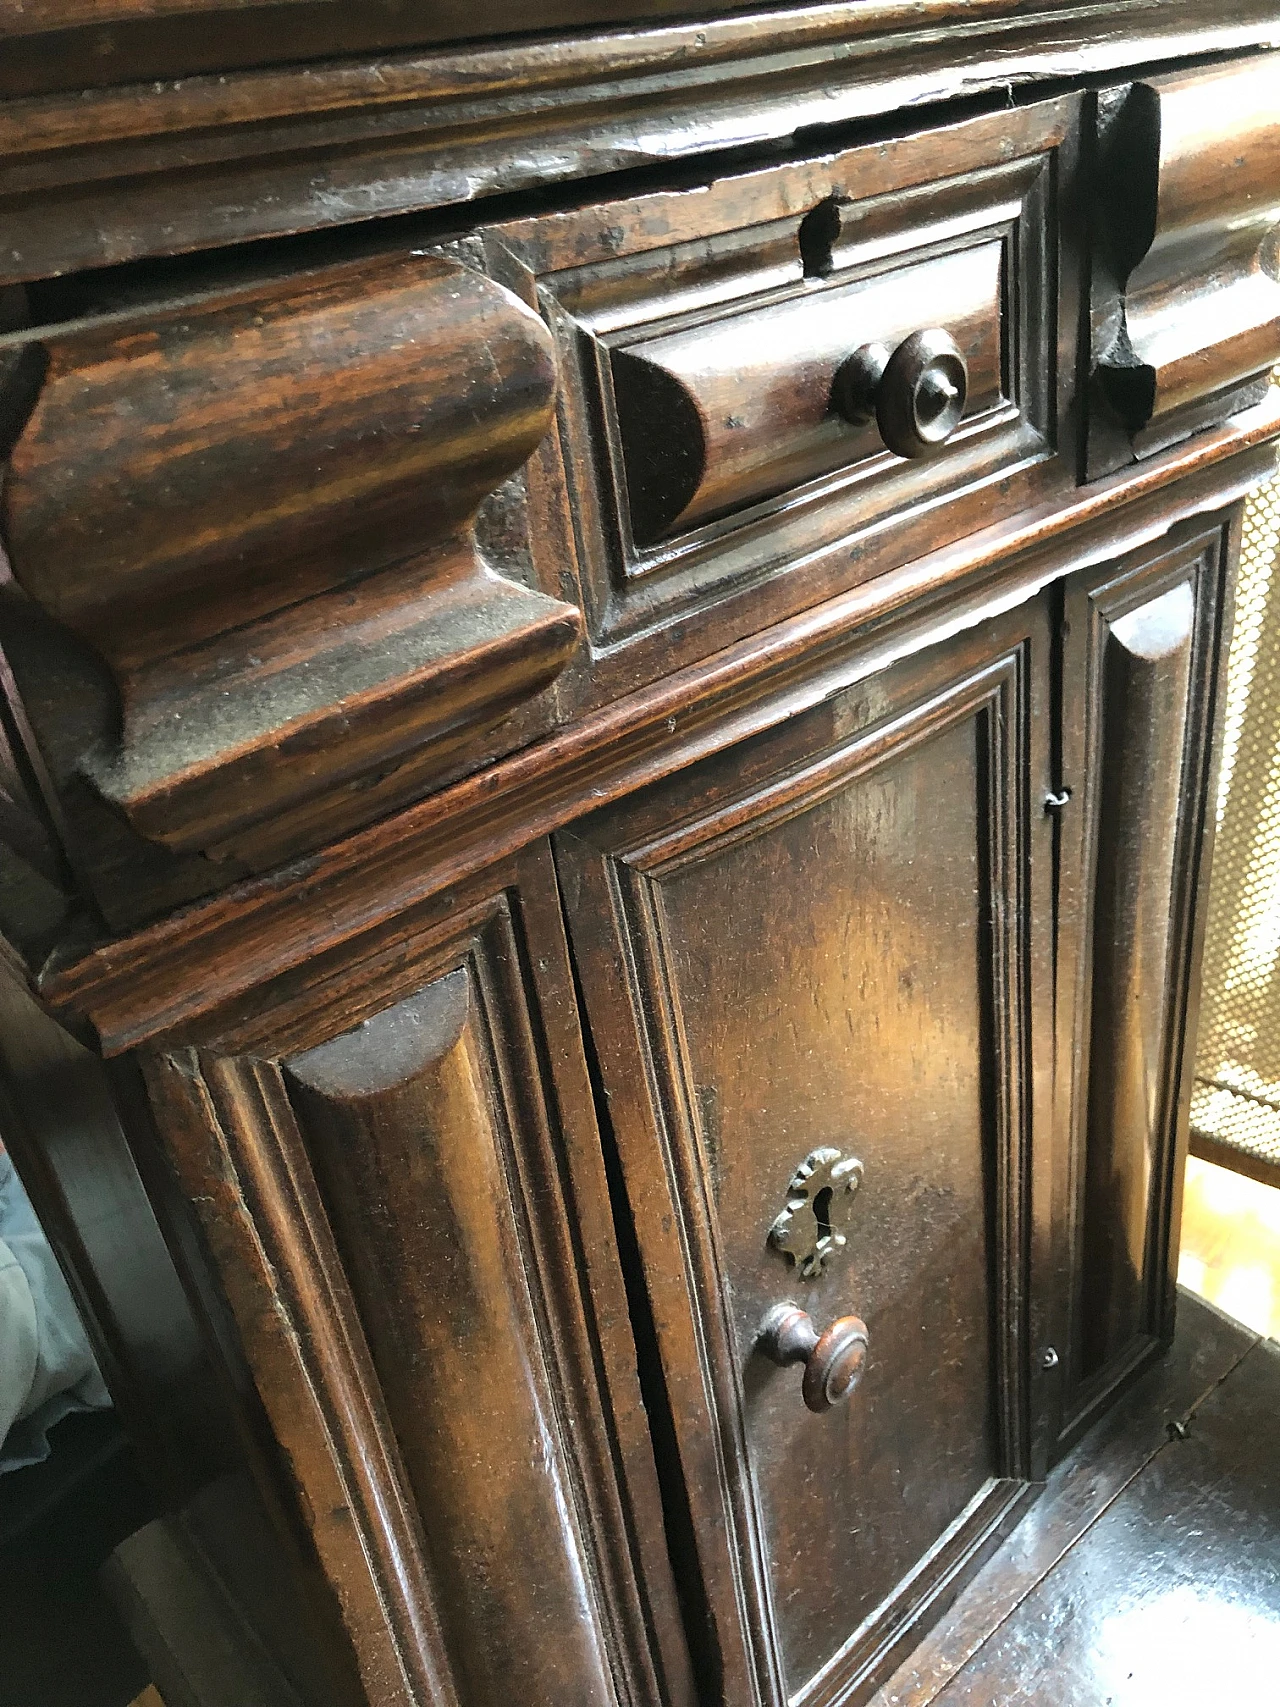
[1092,52,1280,468]
[0,251,580,869]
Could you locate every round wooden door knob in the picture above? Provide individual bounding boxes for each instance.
[758,1303,871,1413]
[834,327,969,459]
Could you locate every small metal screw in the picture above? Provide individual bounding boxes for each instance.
[1038,1346,1060,1371]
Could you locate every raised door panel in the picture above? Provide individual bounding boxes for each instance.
[556,605,1055,1707]
[140,846,692,1707]
[1051,517,1234,1450]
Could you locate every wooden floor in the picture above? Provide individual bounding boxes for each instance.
[870,1286,1280,1706]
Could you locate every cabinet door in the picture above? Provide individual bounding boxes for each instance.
[1051,517,1233,1450]
[140,845,693,1707]
[556,605,1055,1707]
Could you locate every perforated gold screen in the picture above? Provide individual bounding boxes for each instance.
[1191,372,1280,1186]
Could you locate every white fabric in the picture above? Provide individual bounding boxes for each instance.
[0,1224,39,1450]
[0,1149,111,1471]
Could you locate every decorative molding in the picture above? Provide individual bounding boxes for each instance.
[0,251,580,867]
[36,404,1280,1056]
[487,103,1068,652]
[1052,525,1230,1451]
[555,630,1042,1707]
[0,1,1277,281]
[1092,53,1280,466]
[137,867,694,1707]
[141,1044,457,1707]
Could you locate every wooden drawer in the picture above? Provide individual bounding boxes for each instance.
[555,600,1057,1707]
[481,96,1080,656]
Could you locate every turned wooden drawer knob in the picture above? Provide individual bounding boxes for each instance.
[758,1303,870,1413]
[834,328,968,459]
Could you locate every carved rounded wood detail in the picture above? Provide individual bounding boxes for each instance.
[0,252,582,865]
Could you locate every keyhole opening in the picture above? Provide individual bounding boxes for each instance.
[812,1186,834,1244]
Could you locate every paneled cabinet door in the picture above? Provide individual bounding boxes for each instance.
[555,603,1056,1707]
[1050,516,1233,1452]
[140,845,694,1707]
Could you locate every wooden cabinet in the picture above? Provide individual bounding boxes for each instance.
[0,14,1277,1707]
[556,603,1056,1706]
[135,847,697,1707]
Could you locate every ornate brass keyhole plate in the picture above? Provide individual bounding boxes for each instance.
[769,1147,864,1279]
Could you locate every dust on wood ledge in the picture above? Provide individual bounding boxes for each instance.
[0,249,581,870]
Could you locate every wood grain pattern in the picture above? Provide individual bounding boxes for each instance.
[868,1289,1260,1707]
[867,1286,1257,1707]
[611,239,1005,542]
[136,845,694,1707]
[1050,520,1234,1454]
[931,1331,1280,1705]
[1092,53,1280,465]
[0,33,1275,1707]
[142,1046,456,1707]
[0,0,1277,277]
[0,251,580,867]
[485,100,1074,657]
[37,407,1279,1058]
[554,602,1055,1707]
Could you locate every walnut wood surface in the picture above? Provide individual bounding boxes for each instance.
[1050,523,1232,1454]
[0,22,1277,1707]
[930,1328,1280,1705]
[139,844,694,1707]
[1,251,580,867]
[554,600,1055,1707]
[868,1287,1258,1707]
[1092,53,1280,464]
[611,240,1005,540]
[38,405,1279,1057]
[490,100,1072,662]
[0,1,1277,277]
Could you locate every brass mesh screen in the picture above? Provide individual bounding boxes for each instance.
[1190,371,1280,1185]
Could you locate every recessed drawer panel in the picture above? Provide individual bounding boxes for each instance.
[482,97,1079,654]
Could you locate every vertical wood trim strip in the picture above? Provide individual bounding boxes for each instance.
[142,1049,457,1707]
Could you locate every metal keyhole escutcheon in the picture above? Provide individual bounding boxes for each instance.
[770,1146,864,1278]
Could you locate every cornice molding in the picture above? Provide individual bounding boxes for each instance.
[0,0,1278,281]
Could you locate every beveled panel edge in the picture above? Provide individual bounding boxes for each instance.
[561,641,1037,1707]
[1049,516,1233,1457]
[36,397,1280,1055]
[1089,52,1280,470]
[139,1045,456,1707]
[0,250,581,882]
[0,0,1278,280]
[486,112,1069,656]
[139,868,696,1707]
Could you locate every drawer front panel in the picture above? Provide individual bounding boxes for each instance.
[557,607,1055,1707]
[612,237,1007,542]
[484,98,1078,656]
